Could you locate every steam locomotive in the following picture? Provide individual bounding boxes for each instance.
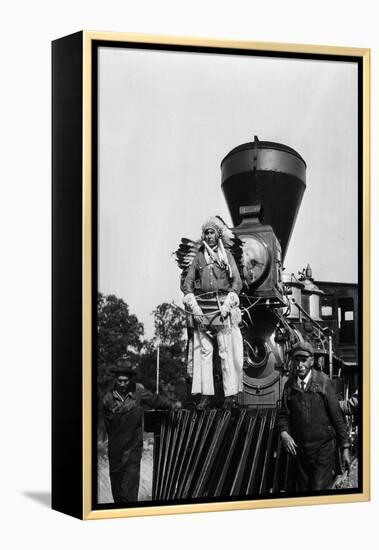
[221,136,357,407]
[149,137,358,501]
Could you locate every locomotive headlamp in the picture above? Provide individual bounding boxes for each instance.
[242,235,270,285]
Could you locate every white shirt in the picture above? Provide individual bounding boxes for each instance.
[297,369,312,390]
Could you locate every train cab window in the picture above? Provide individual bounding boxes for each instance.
[321,295,334,318]
[338,297,355,343]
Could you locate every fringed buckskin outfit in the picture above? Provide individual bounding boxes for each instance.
[182,218,243,399]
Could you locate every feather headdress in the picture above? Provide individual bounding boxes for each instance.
[174,216,245,284]
[201,216,234,246]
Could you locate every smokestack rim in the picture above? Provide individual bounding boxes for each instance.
[221,140,306,169]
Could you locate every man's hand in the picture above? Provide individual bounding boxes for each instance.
[193,306,205,329]
[280,431,298,455]
[220,305,228,319]
[193,314,205,328]
[342,447,352,473]
[184,294,205,328]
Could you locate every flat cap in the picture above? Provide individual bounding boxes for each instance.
[110,358,136,376]
[291,341,314,357]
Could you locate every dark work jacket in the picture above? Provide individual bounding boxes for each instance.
[277,369,349,452]
[103,382,172,473]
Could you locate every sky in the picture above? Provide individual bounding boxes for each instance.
[98,46,358,338]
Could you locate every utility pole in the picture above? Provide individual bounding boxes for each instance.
[156,338,160,393]
[329,335,333,379]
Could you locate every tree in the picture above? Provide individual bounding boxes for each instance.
[152,302,187,348]
[136,302,188,394]
[97,292,144,389]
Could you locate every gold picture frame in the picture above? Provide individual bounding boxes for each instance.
[52,31,370,520]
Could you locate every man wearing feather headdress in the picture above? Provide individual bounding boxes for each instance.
[178,216,244,409]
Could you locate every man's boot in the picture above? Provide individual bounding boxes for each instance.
[196,395,211,410]
[223,394,238,409]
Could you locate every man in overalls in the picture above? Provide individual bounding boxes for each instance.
[103,361,178,502]
[277,342,351,491]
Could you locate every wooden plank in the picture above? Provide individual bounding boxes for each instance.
[259,409,278,494]
[182,410,218,498]
[245,412,267,495]
[192,410,231,498]
[230,413,259,496]
[213,410,247,497]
